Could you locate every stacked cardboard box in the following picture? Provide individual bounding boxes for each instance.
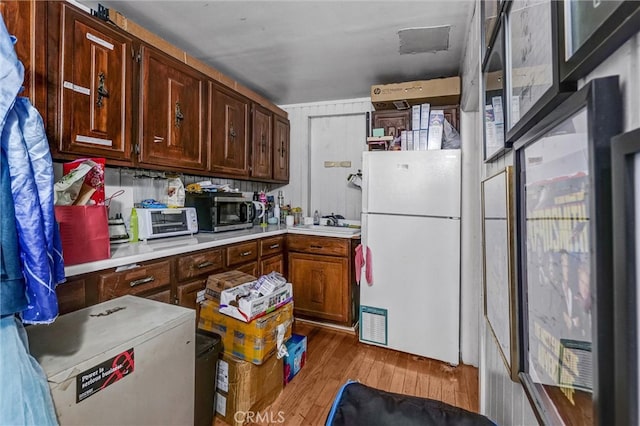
[215,352,283,426]
[197,270,295,424]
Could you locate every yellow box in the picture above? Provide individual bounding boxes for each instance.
[198,301,293,365]
[371,77,461,110]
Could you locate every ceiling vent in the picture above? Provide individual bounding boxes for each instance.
[398,26,450,55]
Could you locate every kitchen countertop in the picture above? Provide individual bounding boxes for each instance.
[65,224,360,277]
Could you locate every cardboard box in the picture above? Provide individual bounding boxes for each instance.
[216,352,283,426]
[199,301,293,364]
[411,105,421,130]
[219,281,293,322]
[371,77,461,111]
[205,270,256,303]
[420,103,431,130]
[284,334,307,385]
[427,110,444,150]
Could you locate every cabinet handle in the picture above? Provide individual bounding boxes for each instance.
[240,251,252,257]
[261,133,266,153]
[196,261,214,269]
[130,276,155,287]
[310,245,323,249]
[230,123,237,138]
[96,72,109,107]
[269,244,280,249]
[175,102,184,128]
[280,139,286,158]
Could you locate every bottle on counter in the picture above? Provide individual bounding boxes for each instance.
[313,210,320,225]
[130,208,139,242]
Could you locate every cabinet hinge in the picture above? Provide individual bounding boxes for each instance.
[133,143,140,155]
[133,49,142,63]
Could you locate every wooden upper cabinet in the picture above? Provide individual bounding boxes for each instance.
[210,83,249,177]
[1,1,46,110]
[273,115,290,182]
[251,104,273,179]
[372,110,411,138]
[58,4,133,161]
[139,46,206,171]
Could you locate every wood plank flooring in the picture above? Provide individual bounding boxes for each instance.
[214,321,479,425]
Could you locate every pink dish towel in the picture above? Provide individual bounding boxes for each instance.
[355,244,364,284]
[365,245,373,285]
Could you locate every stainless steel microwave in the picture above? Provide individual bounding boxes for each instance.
[185,193,254,232]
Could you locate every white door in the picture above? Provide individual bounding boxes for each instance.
[360,213,461,364]
[309,114,366,220]
[362,150,461,217]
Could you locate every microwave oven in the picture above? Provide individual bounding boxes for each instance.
[136,207,198,240]
[185,193,255,232]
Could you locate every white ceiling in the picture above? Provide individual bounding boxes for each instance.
[77,1,475,106]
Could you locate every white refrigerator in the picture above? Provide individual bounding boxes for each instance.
[360,150,461,365]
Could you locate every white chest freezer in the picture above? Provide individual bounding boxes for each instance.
[26,295,195,426]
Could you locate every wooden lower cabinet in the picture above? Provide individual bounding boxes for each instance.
[288,252,349,324]
[235,261,259,277]
[146,289,171,304]
[56,277,87,314]
[261,253,284,276]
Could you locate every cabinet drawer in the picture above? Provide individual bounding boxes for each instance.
[56,277,86,315]
[177,249,223,281]
[260,236,284,257]
[226,241,258,267]
[98,260,171,301]
[287,234,349,257]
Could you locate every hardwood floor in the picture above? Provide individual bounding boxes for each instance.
[214,321,479,425]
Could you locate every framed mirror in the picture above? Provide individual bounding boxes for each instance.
[482,167,519,381]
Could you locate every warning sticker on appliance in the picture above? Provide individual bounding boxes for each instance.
[76,348,135,403]
[360,306,388,346]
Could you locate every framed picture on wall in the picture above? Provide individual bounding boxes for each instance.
[611,128,640,426]
[483,15,508,162]
[482,167,519,381]
[514,76,621,425]
[505,0,576,143]
[481,0,503,62]
[558,1,640,82]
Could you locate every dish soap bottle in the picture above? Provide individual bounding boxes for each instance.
[130,208,139,242]
[313,210,320,225]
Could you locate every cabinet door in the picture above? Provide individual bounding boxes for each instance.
[261,254,284,276]
[372,110,411,137]
[146,289,171,304]
[210,84,249,176]
[139,46,206,171]
[176,279,206,310]
[56,277,86,315]
[273,116,290,182]
[58,4,133,161]
[251,104,273,179]
[235,261,259,277]
[288,253,348,323]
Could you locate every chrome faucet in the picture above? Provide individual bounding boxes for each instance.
[324,213,343,226]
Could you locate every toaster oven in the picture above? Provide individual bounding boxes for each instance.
[136,207,198,240]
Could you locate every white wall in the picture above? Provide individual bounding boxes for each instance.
[278,98,373,214]
[470,0,640,422]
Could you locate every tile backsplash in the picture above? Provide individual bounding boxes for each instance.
[53,163,282,229]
